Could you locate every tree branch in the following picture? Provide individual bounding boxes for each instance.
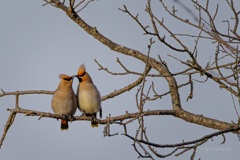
[6,108,175,124]
[123,125,240,148]
[0,111,17,149]
[101,66,151,101]
[0,90,53,97]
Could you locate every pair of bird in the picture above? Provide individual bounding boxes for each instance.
[51,64,102,130]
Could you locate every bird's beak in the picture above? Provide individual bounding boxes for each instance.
[72,75,78,78]
[73,75,82,82]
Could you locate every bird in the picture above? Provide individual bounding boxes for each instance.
[51,74,77,131]
[74,64,102,127]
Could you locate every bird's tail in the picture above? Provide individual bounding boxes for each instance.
[91,121,99,128]
[61,119,69,131]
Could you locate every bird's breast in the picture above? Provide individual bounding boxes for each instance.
[77,84,101,114]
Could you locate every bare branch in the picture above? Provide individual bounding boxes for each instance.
[123,126,240,148]
[101,66,151,101]
[6,107,175,124]
[0,90,54,97]
[0,111,17,149]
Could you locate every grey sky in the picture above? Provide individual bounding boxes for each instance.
[1,0,240,159]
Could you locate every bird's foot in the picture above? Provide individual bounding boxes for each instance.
[67,114,74,122]
[91,115,98,128]
[62,114,67,119]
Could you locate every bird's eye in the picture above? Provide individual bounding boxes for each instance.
[79,77,83,82]
[76,76,82,82]
[63,77,72,81]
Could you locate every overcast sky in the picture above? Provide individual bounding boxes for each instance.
[0,0,240,159]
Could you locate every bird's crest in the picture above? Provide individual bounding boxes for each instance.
[59,74,72,81]
[77,64,86,76]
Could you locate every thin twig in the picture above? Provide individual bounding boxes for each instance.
[101,66,151,101]
[0,111,17,149]
[123,126,240,148]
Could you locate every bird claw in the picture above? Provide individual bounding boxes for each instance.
[91,115,99,127]
[61,114,74,122]
[81,112,87,117]
[62,114,67,119]
[68,114,74,122]
[91,115,95,121]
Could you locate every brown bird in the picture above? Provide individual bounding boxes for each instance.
[51,74,77,130]
[74,64,102,127]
